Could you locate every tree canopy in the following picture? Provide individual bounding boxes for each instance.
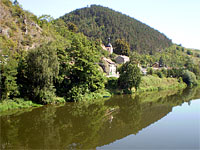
[26,43,59,104]
[118,62,141,91]
[60,5,172,53]
[114,39,130,56]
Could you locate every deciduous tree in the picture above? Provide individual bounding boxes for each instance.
[118,62,141,91]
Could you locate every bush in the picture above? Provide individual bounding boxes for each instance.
[181,70,197,86]
[187,50,193,55]
[156,71,164,78]
[147,68,154,75]
[106,77,118,89]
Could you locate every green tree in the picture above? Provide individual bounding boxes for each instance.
[147,67,153,75]
[159,56,165,67]
[56,35,106,101]
[67,22,78,33]
[118,62,141,91]
[181,70,197,86]
[0,55,19,100]
[13,0,19,6]
[26,43,59,104]
[16,51,29,98]
[68,36,105,100]
[114,39,130,56]
[187,50,193,55]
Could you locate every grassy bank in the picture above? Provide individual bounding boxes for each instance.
[0,90,110,115]
[0,97,66,115]
[138,75,187,92]
[107,75,187,94]
[0,98,42,113]
[0,76,187,115]
[74,89,112,101]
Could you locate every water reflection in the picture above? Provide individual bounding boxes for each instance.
[1,87,200,149]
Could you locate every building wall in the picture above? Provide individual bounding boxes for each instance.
[109,64,116,75]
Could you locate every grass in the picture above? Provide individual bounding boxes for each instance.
[0,97,66,115]
[53,97,66,103]
[80,89,112,101]
[0,98,42,113]
[138,75,187,92]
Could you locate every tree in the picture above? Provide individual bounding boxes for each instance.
[118,62,141,91]
[159,56,164,67]
[67,22,78,33]
[56,35,106,101]
[181,70,197,86]
[26,43,59,104]
[114,39,130,56]
[16,51,29,98]
[187,50,193,55]
[0,55,19,100]
[147,67,153,75]
[13,0,19,6]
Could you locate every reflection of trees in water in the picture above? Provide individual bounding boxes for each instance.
[1,87,200,149]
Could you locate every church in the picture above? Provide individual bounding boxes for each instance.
[101,38,113,54]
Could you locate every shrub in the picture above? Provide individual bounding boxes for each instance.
[181,70,197,86]
[106,77,118,89]
[156,71,164,78]
[147,68,154,75]
[187,50,193,55]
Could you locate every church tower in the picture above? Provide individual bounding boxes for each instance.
[106,37,113,54]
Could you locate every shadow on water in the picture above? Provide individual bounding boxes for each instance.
[1,87,200,149]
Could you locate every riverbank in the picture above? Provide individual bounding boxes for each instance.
[138,75,187,92]
[0,98,41,115]
[0,90,111,115]
[0,76,191,115]
[0,97,66,115]
[108,75,187,94]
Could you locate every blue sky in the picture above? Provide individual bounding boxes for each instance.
[17,0,200,50]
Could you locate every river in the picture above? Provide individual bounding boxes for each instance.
[1,87,200,150]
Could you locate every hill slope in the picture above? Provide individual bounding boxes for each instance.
[0,0,55,53]
[60,5,172,53]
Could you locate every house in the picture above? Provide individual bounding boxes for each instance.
[115,55,130,64]
[101,57,119,78]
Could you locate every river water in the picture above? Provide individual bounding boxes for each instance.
[1,87,200,150]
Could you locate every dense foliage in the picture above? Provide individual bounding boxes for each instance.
[0,0,199,106]
[114,39,130,56]
[118,62,141,91]
[25,43,59,104]
[60,5,172,53]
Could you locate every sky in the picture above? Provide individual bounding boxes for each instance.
[17,0,200,50]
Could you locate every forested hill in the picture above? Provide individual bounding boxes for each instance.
[60,5,172,53]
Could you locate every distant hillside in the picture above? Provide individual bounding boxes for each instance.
[60,5,172,53]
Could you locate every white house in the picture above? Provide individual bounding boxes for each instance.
[102,57,119,78]
[115,55,130,64]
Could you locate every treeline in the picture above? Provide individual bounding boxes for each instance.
[0,0,199,106]
[131,45,200,76]
[60,5,172,53]
[0,3,108,104]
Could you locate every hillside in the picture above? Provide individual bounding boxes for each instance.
[0,0,108,103]
[0,0,56,53]
[60,5,172,53]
